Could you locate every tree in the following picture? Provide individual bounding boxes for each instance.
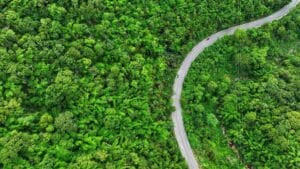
[39,113,53,129]
[54,112,77,133]
[286,111,300,130]
[244,112,257,123]
[47,4,67,21]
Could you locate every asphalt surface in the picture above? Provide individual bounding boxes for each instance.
[171,1,300,169]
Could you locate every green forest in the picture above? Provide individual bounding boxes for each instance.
[0,0,296,168]
[182,5,300,169]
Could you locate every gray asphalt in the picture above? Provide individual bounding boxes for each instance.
[171,1,300,168]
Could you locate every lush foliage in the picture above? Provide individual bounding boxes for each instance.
[0,0,291,168]
[183,5,300,169]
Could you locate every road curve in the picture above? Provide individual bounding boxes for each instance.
[171,1,300,169]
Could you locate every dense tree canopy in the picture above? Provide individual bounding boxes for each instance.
[0,0,291,168]
[183,5,300,169]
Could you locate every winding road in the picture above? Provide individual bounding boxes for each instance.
[171,1,300,169]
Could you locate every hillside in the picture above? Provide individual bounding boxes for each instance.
[0,0,293,168]
[182,5,300,169]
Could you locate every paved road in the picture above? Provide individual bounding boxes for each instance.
[171,1,300,169]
